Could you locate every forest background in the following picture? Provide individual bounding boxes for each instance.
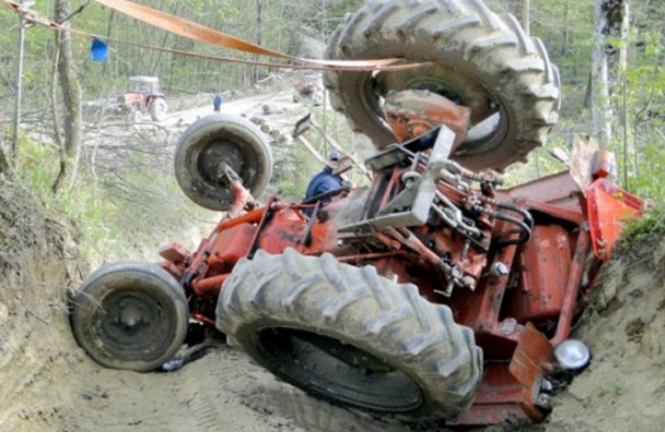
[0,0,663,258]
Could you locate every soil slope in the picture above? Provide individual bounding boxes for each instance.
[547,237,665,431]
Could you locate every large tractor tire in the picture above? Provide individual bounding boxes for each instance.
[149,97,168,121]
[70,261,189,372]
[216,249,483,420]
[174,114,272,211]
[324,0,561,171]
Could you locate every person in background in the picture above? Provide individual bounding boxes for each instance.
[213,94,222,113]
[303,151,344,216]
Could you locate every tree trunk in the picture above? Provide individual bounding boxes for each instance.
[11,3,28,169]
[620,2,630,187]
[252,0,263,85]
[151,1,179,75]
[52,0,83,193]
[591,0,612,148]
[561,0,570,56]
[522,0,530,35]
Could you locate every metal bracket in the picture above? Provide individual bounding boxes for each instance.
[351,125,457,230]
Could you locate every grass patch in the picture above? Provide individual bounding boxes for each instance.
[16,133,213,265]
[615,203,665,252]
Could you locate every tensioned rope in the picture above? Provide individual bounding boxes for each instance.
[2,0,430,72]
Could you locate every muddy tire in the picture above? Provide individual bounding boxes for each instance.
[323,0,561,171]
[216,249,482,420]
[149,98,168,121]
[174,114,272,211]
[70,261,189,372]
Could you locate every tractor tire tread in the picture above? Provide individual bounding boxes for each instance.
[323,0,561,171]
[216,248,482,419]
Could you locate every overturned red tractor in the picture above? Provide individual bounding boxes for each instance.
[70,0,644,425]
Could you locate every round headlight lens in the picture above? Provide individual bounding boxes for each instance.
[554,339,591,371]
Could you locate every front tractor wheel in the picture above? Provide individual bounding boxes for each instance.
[70,261,189,372]
[174,114,273,211]
[216,249,483,420]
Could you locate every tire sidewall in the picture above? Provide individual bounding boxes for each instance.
[232,316,440,418]
[174,115,272,211]
[71,262,189,372]
[329,42,520,171]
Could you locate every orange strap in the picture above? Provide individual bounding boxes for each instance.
[2,0,428,72]
[91,0,418,70]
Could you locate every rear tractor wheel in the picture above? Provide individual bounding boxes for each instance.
[149,98,168,121]
[70,261,189,372]
[216,249,483,420]
[324,0,561,171]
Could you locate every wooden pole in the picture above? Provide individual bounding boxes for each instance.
[307,116,372,180]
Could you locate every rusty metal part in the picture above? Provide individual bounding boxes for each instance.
[384,90,470,149]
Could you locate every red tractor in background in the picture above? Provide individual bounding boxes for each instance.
[115,76,168,122]
[70,0,644,425]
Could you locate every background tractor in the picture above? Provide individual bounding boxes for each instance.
[115,76,168,122]
[70,0,644,425]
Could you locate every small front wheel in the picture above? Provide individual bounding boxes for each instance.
[70,261,189,372]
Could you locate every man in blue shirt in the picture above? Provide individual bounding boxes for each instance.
[303,151,344,215]
[213,95,222,112]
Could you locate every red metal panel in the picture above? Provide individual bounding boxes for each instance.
[207,223,256,268]
[587,178,643,261]
[159,243,190,264]
[506,225,571,323]
[453,363,534,425]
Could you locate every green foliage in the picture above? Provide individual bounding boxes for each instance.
[0,0,359,107]
[619,203,665,248]
[16,134,210,264]
[599,381,622,398]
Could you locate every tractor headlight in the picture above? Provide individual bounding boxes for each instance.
[554,339,591,371]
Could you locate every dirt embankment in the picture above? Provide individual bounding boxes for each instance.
[0,179,411,432]
[547,237,665,431]
[0,178,81,430]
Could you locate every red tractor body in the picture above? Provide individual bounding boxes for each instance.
[156,111,642,424]
[116,76,168,121]
[69,1,644,424]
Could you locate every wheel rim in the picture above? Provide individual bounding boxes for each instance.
[253,327,424,412]
[371,66,507,155]
[196,140,245,185]
[186,132,263,199]
[94,288,176,362]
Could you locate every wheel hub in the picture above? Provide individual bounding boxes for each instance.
[101,292,162,348]
[198,141,244,185]
[114,302,149,333]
